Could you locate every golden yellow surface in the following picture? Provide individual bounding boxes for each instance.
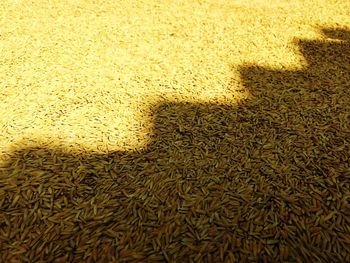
[1,0,349,154]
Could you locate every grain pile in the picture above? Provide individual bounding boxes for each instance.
[1,0,350,262]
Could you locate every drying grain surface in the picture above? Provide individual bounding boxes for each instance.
[1,0,350,262]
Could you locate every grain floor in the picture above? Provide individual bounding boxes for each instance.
[1,0,350,262]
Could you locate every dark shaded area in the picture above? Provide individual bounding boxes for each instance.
[322,27,350,41]
[1,28,350,262]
